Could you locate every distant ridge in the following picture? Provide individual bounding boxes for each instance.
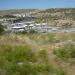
[0,8,75,15]
[0,9,40,15]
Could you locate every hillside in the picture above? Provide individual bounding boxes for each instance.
[0,9,40,15]
[0,8,75,75]
[0,8,75,27]
[33,8,75,27]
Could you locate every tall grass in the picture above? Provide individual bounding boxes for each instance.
[28,33,55,44]
[38,49,49,63]
[0,44,67,75]
[0,33,73,75]
[53,43,75,63]
[56,68,67,75]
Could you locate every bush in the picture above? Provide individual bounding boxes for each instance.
[0,23,4,34]
[1,45,37,63]
[56,68,66,75]
[29,29,37,33]
[0,44,67,75]
[53,44,75,61]
[35,64,54,75]
[38,49,49,63]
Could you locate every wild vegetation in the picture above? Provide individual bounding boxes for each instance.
[0,33,75,75]
[0,44,67,75]
[0,23,4,34]
[53,43,75,63]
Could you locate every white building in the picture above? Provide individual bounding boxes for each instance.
[7,22,62,33]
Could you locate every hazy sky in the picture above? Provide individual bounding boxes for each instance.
[0,0,75,10]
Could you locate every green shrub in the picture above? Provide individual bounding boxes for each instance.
[35,64,54,75]
[16,63,35,75]
[38,49,49,63]
[53,47,70,60]
[53,44,75,61]
[29,29,37,33]
[0,44,67,75]
[56,68,66,75]
[1,45,37,63]
[0,23,4,34]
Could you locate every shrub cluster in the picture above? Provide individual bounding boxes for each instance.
[0,45,67,75]
[53,44,75,61]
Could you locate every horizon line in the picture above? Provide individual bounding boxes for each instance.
[0,7,75,11]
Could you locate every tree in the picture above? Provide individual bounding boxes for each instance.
[0,23,4,34]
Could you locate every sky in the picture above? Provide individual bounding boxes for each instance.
[0,0,75,10]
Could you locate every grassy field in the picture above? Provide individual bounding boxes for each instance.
[0,33,75,75]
